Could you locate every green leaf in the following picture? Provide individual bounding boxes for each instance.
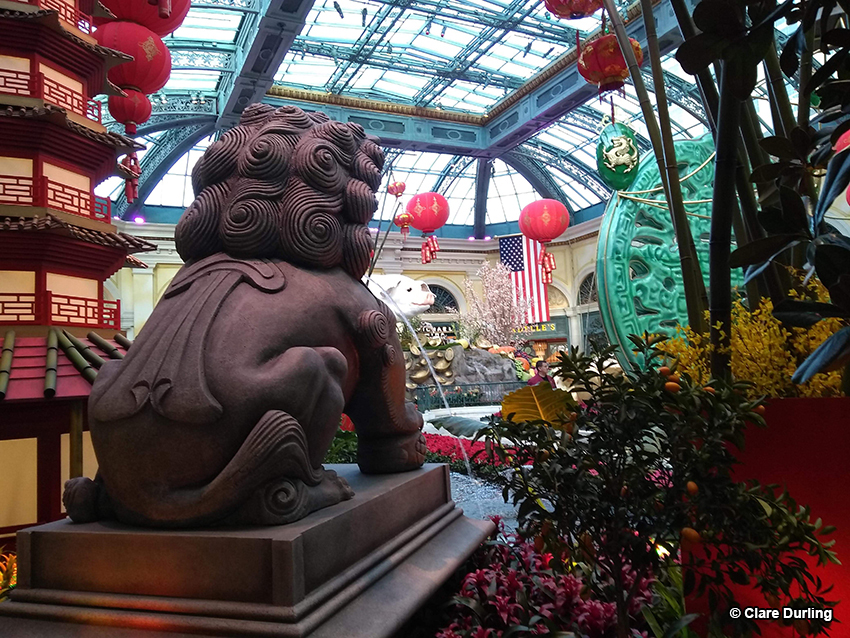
[664,614,701,638]
[642,606,665,638]
[729,234,806,267]
[792,326,850,383]
[501,384,575,424]
[430,415,487,437]
[815,244,850,288]
[676,33,727,75]
[805,48,849,96]
[773,299,848,327]
[759,136,799,160]
[750,162,785,183]
[779,185,810,234]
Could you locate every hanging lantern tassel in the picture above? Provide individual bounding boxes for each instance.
[539,246,556,284]
[121,152,141,203]
[420,234,440,263]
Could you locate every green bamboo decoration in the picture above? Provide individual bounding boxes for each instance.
[63,331,105,369]
[57,330,97,384]
[114,333,133,351]
[710,62,742,379]
[45,328,59,398]
[0,330,15,400]
[87,332,124,359]
[601,0,708,333]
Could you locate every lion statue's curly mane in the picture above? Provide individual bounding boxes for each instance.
[176,104,381,276]
[65,105,426,529]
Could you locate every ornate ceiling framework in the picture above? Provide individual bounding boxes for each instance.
[96,0,806,233]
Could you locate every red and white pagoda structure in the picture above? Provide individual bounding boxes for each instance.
[0,0,158,542]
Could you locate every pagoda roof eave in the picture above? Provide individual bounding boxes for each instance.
[0,213,157,255]
[0,104,143,153]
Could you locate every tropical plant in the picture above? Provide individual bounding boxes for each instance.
[0,546,16,602]
[667,0,850,382]
[656,283,845,397]
[437,518,654,638]
[478,336,837,637]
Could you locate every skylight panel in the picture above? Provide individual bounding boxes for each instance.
[170,9,242,43]
[410,34,462,58]
[163,70,220,91]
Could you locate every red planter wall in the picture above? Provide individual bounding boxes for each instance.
[689,397,849,636]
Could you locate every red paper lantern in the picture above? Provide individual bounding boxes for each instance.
[96,0,190,36]
[578,33,643,94]
[519,199,570,284]
[406,192,449,263]
[387,181,406,198]
[107,89,152,134]
[544,0,602,19]
[519,199,570,243]
[407,192,450,234]
[393,210,414,240]
[95,21,172,94]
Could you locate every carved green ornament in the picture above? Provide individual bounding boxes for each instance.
[596,133,743,366]
[596,122,640,191]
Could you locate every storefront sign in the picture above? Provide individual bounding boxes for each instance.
[513,316,568,340]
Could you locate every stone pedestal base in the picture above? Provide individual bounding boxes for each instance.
[0,464,493,637]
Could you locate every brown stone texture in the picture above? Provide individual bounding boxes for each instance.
[64,105,427,529]
[0,465,495,637]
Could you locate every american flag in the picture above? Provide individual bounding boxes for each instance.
[500,235,549,324]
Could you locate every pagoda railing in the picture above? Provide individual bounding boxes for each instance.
[25,0,93,33]
[0,69,102,124]
[0,292,120,329]
[0,174,110,222]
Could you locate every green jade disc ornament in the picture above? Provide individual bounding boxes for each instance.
[596,133,744,366]
[596,122,640,191]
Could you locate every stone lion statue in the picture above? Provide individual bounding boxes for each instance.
[64,104,426,528]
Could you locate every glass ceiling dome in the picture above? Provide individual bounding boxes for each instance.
[94,0,811,235]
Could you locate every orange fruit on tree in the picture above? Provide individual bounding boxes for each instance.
[664,381,681,393]
[755,404,766,416]
[537,449,550,462]
[668,374,681,384]
[704,386,715,394]
[687,481,699,497]
[658,366,671,377]
[680,527,701,551]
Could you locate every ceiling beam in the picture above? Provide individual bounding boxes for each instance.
[473,158,491,239]
[217,0,316,128]
[483,0,697,151]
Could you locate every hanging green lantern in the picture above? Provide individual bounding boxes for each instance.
[596,122,640,191]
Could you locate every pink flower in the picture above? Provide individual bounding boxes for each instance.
[491,595,523,625]
[576,599,618,638]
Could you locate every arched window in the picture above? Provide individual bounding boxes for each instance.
[578,273,598,305]
[425,285,458,314]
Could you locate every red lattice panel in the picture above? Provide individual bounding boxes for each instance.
[34,0,93,33]
[50,293,99,326]
[49,294,119,329]
[0,69,32,97]
[39,75,100,123]
[92,196,111,221]
[45,178,93,219]
[101,300,120,330]
[0,294,38,324]
[0,175,35,206]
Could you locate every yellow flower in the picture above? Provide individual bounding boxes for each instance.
[656,277,845,398]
